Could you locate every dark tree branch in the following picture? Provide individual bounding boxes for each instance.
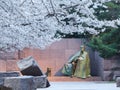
[49,0,64,25]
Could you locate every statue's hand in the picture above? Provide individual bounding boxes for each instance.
[72,61,75,65]
[78,56,84,61]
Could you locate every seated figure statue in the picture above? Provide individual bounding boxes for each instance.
[62,45,91,79]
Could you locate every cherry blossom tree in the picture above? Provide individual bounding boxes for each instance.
[0,0,119,51]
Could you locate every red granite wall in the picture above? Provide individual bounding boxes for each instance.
[22,39,82,76]
[0,52,19,72]
[0,39,82,76]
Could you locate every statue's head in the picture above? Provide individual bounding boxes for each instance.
[80,45,85,51]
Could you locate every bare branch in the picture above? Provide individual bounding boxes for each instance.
[30,0,34,5]
[0,0,10,12]
[41,0,50,14]
[14,7,26,18]
[0,5,8,12]
[49,0,63,25]
[19,0,27,7]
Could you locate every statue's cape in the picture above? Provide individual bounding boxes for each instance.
[68,50,81,63]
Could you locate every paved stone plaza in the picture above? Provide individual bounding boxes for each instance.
[38,81,120,90]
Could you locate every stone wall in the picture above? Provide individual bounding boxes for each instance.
[93,51,120,81]
[21,39,83,76]
[94,52,104,78]
[104,56,120,81]
[0,52,19,72]
[0,39,103,77]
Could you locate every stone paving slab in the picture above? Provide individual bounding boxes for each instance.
[37,81,120,90]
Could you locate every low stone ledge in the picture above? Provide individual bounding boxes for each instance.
[116,77,120,87]
[33,75,47,88]
[103,71,112,81]
[4,76,36,90]
[0,75,48,90]
[0,87,12,90]
[113,71,120,80]
[0,72,20,90]
[0,78,4,86]
[0,72,20,78]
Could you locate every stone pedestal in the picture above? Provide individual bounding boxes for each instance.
[17,56,50,87]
